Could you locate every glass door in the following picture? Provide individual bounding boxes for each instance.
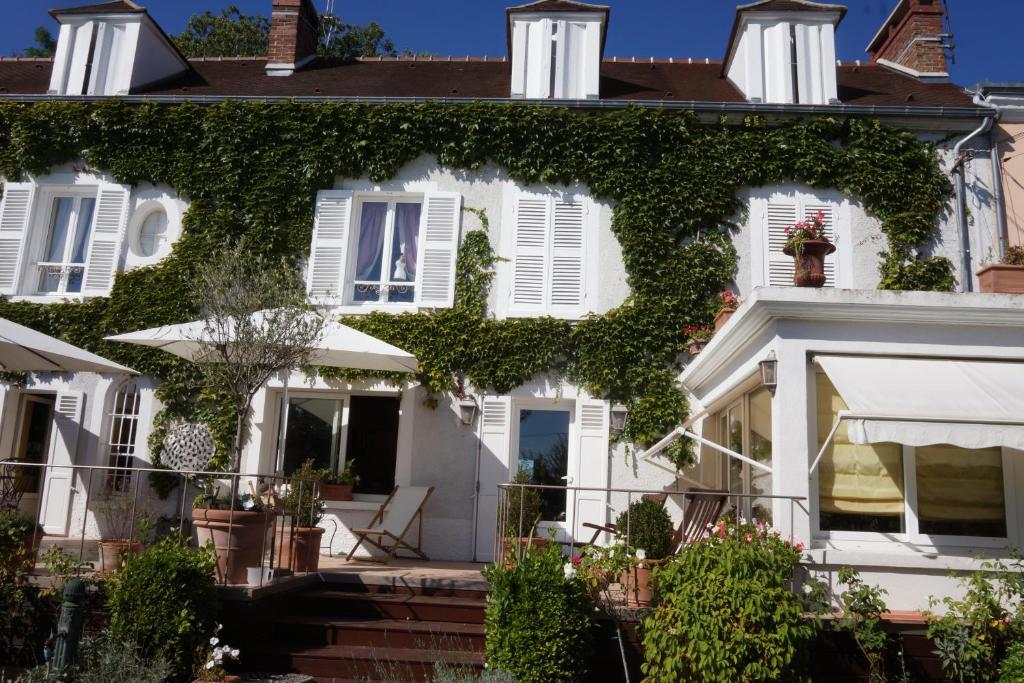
[277,397,343,477]
[14,395,54,498]
[515,408,572,535]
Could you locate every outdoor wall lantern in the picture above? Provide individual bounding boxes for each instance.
[610,403,629,434]
[759,350,778,396]
[457,395,478,425]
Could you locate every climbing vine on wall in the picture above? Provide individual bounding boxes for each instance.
[0,102,954,469]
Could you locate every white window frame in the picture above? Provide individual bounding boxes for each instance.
[105,379,141,491]
[511,398,578,540]
[345,193,424,309]
[30,187,99,297]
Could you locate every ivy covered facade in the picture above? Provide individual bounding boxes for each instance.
[0,0,1018,594]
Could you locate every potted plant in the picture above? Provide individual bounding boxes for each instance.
[0,509,42,575]
[713,290,740,331]
[191,484,270,585]
[95,489,147,573]
[978,245,1024,293]
[615,497,674,608]
[275,459,326,574]
[320,459,358,501]
[782,210,835,287]
[684,325,714,356]
[502,467,546,562]
[194,623,241,683]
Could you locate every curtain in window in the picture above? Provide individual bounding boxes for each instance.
[817,374,904,515]
[44,197,74,261]
[917,445,1005,526]
[392,203,420,281]
[71,197,96,263]
[355,202,387,281]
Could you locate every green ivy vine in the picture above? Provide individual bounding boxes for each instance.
[0,101,954,469]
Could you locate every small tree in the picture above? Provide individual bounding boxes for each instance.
[189,242,323,471]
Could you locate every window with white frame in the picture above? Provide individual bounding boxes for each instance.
[504,189,593,318]
[815,373,1009,541]
[0,181,131,298]
[306,189,462,310]
[106,380,141,491]
[752,189,842,288]
[706,386,774,523]
[509,14,603,100]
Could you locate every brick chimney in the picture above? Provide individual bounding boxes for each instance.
[866,0,952,78]
[267,0,320,76]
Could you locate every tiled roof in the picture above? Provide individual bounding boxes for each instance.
[506,0,608,13]
[737,0,847,19]
[0,56,975,109]
[49,1,145,17]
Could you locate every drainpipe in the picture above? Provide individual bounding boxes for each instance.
[470,391,485,562]
[952,114,994,291]
[972,91,1008,258]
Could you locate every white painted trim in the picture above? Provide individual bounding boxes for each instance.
[875,58,949,82]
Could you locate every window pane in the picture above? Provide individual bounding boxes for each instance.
[345,396,400,495]
[916,445,1006,537]
[518,409,570,523]
[352,201,388,301]
[749,387,773,524]
[67,197,96,293]
[386,202,420,303]
[40,197,75,292]
[138,209,167,257]
[816,373,905,533]
[281,398,339,476]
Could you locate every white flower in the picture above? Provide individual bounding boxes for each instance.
[635,548,646,561]
[563,562,576,579]
[230,649,240,658]
[209,637,219,646]
[205,661,215,670]
[802,584,813,595]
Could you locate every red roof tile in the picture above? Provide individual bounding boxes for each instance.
[506,0,608,13]
[49,1,144,17]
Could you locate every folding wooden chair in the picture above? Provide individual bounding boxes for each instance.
[671,489,728,551]
[345,485,434,563]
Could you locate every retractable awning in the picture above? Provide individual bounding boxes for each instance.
[815,355,1024,451]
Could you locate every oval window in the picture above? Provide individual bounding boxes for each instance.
[136,210,168,257]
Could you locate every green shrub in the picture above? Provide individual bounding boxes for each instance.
[834,567,892,683]
[999,641,1024,683]
[106,535,219,682]
[285,459,326,528]
[502,467,542,538]
[642,520,815,682]
[483,541,594,683]
[19,633,172,683]
[614,497,674,560]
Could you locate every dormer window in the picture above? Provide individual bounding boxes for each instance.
[48,1,190,96]
[724,0,845,105]
[508,1,608,100]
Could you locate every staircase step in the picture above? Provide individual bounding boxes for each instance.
[322,579,489,601]
[247,643,485,680]
[273,616,485,650]
[297,590,486,624]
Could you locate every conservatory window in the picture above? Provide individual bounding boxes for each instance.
[350,199,421,305]
[106,381,141,491]
[707,386,774,523]
[915,445,1006,538]
[37,195,96,295]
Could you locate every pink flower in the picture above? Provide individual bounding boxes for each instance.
[795,542,804,552]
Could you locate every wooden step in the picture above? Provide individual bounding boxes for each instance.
[272,616,485,650]
[247,643,485,680]
[323,579,489,601]
[297,590,487,624]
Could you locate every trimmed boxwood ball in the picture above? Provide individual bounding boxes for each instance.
[483,541,594,683]
[106,535,219,683]
[615,497,674,560]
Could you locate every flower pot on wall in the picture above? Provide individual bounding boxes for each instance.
[783,240,835,287]
[320,483,354,501]
[713,307,736,332]
[274,526,325,573]
[97,540,142,573]
[620,562,658,608]
[192,509,270,585]
[977,264,1024,293]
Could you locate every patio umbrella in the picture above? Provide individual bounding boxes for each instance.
[0,317,136,374]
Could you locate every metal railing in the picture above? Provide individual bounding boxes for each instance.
[494,482,808,562]
[0,460,327,588]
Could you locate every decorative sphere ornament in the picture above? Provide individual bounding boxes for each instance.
[162,422,216,473]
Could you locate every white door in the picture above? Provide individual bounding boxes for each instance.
[39,391,83,535]
[474,396,511,562]
[572,398,610,542]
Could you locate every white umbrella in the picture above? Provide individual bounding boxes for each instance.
[0,317,136,374]
[105,313,418,373]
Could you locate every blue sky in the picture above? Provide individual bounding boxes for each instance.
[3,1,1021,89]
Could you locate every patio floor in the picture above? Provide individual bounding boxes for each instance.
[318,556,489,592]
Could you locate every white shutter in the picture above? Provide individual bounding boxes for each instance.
[40,391,83,535]
[474,396,512,562]
[765,200,798,287]
[510,195,550,312]
[306,190,353,301]
[81,183,129,296]
[550,197,586,313]
[804,203,837,287]
[415,191,462,308]
[572,398,609,542]
[0,182,36,295]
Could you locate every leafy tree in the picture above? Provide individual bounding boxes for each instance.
[171,4,400,60]
[19,28,56,58]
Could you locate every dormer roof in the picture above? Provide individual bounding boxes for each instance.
[724,0,846,73]
[506,0,610,58]
[49,1,146,17]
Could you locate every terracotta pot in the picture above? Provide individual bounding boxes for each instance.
[320,483,354,501]
[97,540,142,573]
[274,526,325,573]
[783,239,835,287]
[977,263,1024,294]
[620,561,662,608]
[687,339,708,356]
[192,508,271,585]
[713,307,736,332]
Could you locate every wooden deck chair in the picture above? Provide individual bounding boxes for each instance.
[671,489,728,551]
[345,485,434,564]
